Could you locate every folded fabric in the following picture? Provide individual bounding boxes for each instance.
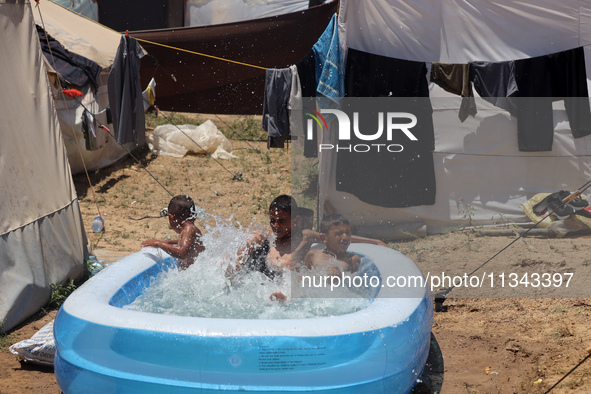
[430,63,476,122]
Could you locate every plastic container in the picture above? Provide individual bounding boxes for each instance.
[91,216,104,232]
[84,256,104,277]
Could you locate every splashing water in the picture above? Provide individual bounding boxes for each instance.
[125,213,372,319]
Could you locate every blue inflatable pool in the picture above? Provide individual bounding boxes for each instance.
[54,244,433,393]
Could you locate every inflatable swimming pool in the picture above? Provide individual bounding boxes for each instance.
[54,244,433,393]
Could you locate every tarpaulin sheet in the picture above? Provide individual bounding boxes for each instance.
[131,1,338,114]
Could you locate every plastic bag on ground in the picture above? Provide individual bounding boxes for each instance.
[147,120,236,159]
[9,320,56,366]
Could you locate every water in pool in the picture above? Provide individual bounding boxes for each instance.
[124,214,372,319]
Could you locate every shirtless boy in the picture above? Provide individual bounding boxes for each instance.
[304,214,361,275]
[234,195,311,278]
[235,195,386,281]
[141,195,204,269]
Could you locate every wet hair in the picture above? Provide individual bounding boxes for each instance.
[320,214,350,234]
[168,195,196,222]
[269,194,298,214]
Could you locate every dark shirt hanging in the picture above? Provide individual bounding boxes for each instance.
[262,68,292,139]
[296,50,320,158]
[469,60,519,115]
[430,63,476,122]
[337,48,436,208]
[107,35,146,147]
[512,47,591,151]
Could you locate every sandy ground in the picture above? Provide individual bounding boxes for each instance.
[2,114,591,393]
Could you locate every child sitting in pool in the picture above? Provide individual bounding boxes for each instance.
[234,195,386,280]
[304,214,361,274]
[141,195,204,269]
[269,214,361,302]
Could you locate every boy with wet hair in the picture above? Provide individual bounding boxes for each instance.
[270,214,362,302]
[141,195,205,269]
[236,194,309,278]
[304,214,361,275]
[234,194,387,281]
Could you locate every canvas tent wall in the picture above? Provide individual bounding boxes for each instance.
[32,0,130,175]
[314,0,591,237]
[0,0,87,332]
[185,0,309,26]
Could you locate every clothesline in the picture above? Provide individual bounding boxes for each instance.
[37,2,591,77]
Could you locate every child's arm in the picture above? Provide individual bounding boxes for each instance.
[291,229,323,265]
[269,291,287,302]
[350,254,362,272]
[234,231,268,269]
[350,234,388,247]
[141,224,204,260]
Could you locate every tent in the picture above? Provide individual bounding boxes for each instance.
[0,0,88,332]
[32,0,131,175]
[311,0,591,237]
[185,0,309,26]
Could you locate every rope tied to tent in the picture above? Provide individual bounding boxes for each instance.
[132,37,267,71]
[41,0,270,71]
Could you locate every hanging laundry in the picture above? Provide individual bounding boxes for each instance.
[513,47,591,151]
[262,67,292,143]
[430,63,476,122]
[295,50,319,157]
[296,49,317,98]
[312,13,344,103]
[469,60,518,115]
[142,78,157,112]
[81,110,97,151]
[107,34,146,147]
[338,48,436,208]
[288,64,304,138]
[36,25,102,90]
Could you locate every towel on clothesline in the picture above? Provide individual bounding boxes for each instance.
[312,13,344,103]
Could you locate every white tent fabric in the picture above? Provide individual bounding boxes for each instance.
[185,0,309,26]
[315,0,591,236]
[34,0,130,175]
[0,0,86,332]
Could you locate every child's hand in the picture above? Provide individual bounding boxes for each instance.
[301,229,322,244]
[270,291,287,302]
[141,239,159,247]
